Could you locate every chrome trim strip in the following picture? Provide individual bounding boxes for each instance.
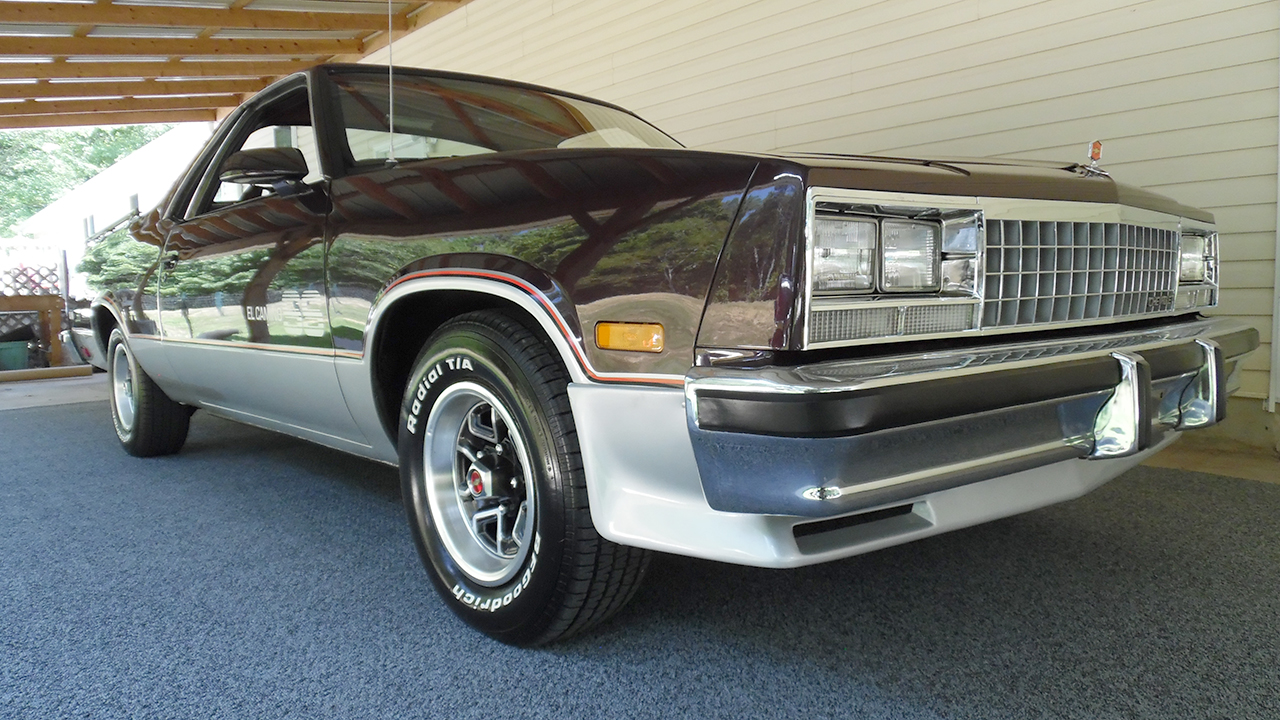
[157,336,338,357]
[366,272,686,388]
[689,317,1254,403]
[801,440,1073,501]
[807,187,1211,228]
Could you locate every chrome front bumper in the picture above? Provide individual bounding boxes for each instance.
[685,316,1259,519]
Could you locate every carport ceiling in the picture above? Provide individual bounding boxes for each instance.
[0,0,468,129]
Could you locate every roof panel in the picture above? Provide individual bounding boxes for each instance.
[211,28,364,40]
[48,77,146,83]
[0,24,76,37]
[67,55,170,62]
[248,0,414,12]
[179,54,320,61]
[117,0,236,8]
[88,26,203,38]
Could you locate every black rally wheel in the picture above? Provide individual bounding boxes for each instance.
[107,328,190,457]
[398,310,650,646]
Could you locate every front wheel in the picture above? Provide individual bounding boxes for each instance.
[398,310,649,646]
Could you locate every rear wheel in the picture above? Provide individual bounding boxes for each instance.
[107,328,190,457]
[398,310,650,646]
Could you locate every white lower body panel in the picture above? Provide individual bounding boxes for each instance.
[569,382,1170,569]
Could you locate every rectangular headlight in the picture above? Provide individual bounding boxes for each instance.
[881,220,939,292]
[1180,234,1207,283]
[813,216,876,292]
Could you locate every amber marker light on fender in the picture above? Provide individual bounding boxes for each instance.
[595,322,665,353]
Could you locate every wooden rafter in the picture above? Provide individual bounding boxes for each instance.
[0,60,316,81]
[0,110,218,130]
[2,37,362,58]
[3,79,270,101]
[0,95,242,118]
[0,0,474,128]
[0,3,416,32]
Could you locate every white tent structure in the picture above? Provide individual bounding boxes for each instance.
[5,122,213,298]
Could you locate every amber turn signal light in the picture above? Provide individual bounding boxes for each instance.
[595,322,664,353]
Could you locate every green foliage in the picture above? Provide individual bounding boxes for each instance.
[0,125,171,237]
[76,228,159,292]
[575,196,735,301]
[161,244,328,298]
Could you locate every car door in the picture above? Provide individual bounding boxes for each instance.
[156,79,368,449]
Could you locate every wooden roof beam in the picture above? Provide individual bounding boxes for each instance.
[3,78,269,101]
[0,94,242,118]
[0,2,412,32]
[0,109,217,130]
[0,60,315,81]
[1,37,361,57]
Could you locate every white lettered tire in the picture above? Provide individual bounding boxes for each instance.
[398,310,650,645]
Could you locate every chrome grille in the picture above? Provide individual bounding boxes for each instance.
[983,221,1178,328]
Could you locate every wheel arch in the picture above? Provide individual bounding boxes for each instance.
[90,297,126,360]
[365,274,592,445]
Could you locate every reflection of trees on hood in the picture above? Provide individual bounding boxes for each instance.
[572,196,735,303]
[711,182,801,303]
[330,191,740,305]
[80,234,328,298]
[82,191,743,306]
[327,235,463,289]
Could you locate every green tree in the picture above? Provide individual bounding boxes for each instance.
[0,125,171,237]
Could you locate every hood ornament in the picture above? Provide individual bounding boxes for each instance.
[1077,140,1110,178]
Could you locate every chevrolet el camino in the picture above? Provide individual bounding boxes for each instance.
[87,64,1259,645]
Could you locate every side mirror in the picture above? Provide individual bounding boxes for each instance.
[219,147,309,186]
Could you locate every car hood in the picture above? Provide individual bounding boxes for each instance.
[749,151,1213,223]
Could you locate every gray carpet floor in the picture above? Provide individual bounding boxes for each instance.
[2,401,1278,719]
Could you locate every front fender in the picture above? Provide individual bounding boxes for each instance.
[326,149,761,377]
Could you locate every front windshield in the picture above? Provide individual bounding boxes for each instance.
[330,71,681,166]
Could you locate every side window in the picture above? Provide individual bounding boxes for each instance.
[185,88,321,219]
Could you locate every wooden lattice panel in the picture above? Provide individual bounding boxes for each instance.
[0,266,60,348]
[1,266,61,297]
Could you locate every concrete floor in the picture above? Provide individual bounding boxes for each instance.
[3,373,1275,483]
[0,373,110,410]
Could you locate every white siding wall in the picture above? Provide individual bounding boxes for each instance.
[371,0,1279,400]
